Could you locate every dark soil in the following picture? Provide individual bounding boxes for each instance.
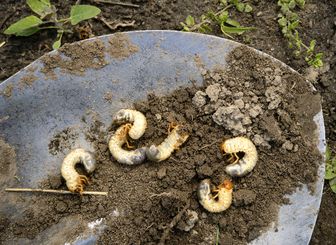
[0,0,335,244]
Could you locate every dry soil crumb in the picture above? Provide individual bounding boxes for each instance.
[19,74,37,89]
[103,91,113,103]
[108,33,139,59]
[48,127,79,155]
[1,46,322,245]
[41,39,108,79]
[2,84,13,98]
[0,137,17,185]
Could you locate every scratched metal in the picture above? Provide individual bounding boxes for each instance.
[0,31,325,245]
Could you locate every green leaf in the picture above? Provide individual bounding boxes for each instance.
[226,18,240,27]
[307,39,316,53]
[326,145,331,161]
[52,30,63,50]
[295,0,305,8]
[199,24,212,33]
[280,4,290,14]
[244,4,253,13]
[70,5,101,25]
[330,178,336,194]
[217,11,229,24]
[220,0,228,6]
[221,24,254,35]
[288,0,296,9]
[26,0,52,18]
[185,15,195,27]
[236,3,245,12]
[325,147,336,180]
[180,22,190,32]
[278,16,287,27]
[288,20,299,30]
[4,15,42,36]
[206,11,218,22]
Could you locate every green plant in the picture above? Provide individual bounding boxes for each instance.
[215,225,220,245]
[325,146,336,193]
[4,0,101,49]
[180,0,254,38]
[277,0,323,68]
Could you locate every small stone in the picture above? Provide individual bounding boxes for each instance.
[256,11,262,16]
[192,91,207,108]
[157,167,167,179]
[282,141,294,151]
[155,114,162,121]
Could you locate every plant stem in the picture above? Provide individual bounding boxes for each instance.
[189,4,233,32]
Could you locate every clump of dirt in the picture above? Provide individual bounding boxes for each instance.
[1,84,13,98]
[0,46,322,245]
[19,74,37,89]
[103,91,113,103]
[40,39,108,79]
[108,33,139,59]
[48,127,79,155]
[0,137,17,186]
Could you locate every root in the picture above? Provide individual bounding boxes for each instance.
[150,192,174,198]
[158,199,190,245]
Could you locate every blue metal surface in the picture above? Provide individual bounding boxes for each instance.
[0,31,325,245]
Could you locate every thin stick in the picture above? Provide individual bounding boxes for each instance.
[5,188,108,196]
[93,0,140,8]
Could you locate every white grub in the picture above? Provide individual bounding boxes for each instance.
[221,137,258,177]
[197,179,233,213]
[108,124,146,165]
[112,109,147,140]
[146,124,189,162]
[61,148,96,194]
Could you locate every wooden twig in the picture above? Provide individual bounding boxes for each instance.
[5,188,108,196]
[159,199,190,245]
[93,0,140,8]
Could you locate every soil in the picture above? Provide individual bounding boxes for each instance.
[0,0,336,244]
